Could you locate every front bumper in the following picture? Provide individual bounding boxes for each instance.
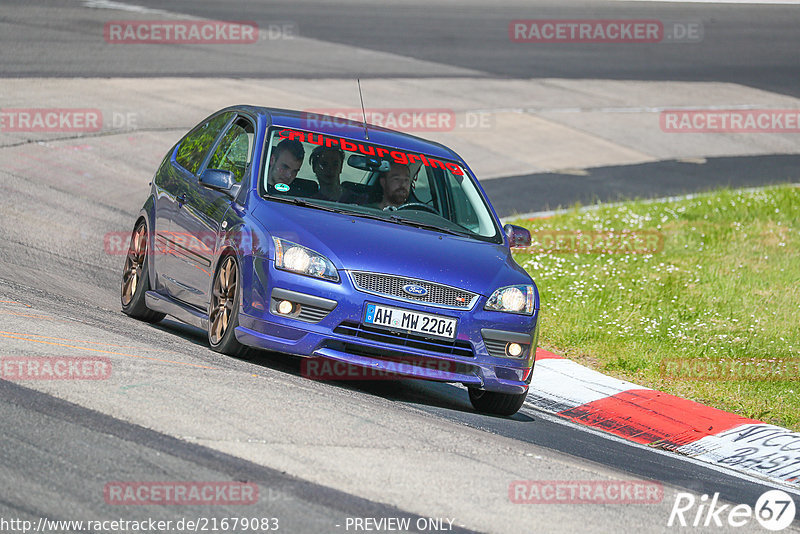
[236,257,539,395]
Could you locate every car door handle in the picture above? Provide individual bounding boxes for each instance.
[177,194,187,206]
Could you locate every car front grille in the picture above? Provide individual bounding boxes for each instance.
[348,271,478,310]
[333,322,475,359]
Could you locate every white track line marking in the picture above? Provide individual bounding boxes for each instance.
[82,0,174,15]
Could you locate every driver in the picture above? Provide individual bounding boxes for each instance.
[372,161,411,209]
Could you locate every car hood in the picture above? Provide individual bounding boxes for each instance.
[251,200,531,296]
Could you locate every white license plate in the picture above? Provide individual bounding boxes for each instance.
[363,303,457,340]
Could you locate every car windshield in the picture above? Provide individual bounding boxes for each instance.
[261,127,502,243]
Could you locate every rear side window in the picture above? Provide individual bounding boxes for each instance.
[175,112,233,175]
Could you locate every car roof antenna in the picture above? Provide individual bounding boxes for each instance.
[357,78,369,140]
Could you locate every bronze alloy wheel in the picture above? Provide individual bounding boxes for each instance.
[209,256,238,345]
[121,223,147,307]
[120,221,164,323]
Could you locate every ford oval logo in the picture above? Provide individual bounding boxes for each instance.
[403,284,428,297]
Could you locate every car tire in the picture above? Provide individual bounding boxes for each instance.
[208,254,253,359]
[468,387,528,416]
[121,220,166,323]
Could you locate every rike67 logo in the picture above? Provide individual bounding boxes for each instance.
[668,489,796,531]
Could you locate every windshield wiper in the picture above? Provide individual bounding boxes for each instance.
[268,195,350,215]
[337,209,465,236]
[267,196,468,236]
[386,215,464,236]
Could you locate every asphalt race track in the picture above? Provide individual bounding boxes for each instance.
[1,1,799,533]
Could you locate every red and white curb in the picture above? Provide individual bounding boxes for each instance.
[527,348,800,489]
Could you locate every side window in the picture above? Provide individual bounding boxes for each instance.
[412,167,434,205]
[175,112,233,175]
[446,171,479,230]
[207,117,255,184]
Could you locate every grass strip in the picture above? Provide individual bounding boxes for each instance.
[511,184,800,431]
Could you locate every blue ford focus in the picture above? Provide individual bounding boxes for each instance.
[121,105,540,416]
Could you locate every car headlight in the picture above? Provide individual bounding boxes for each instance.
[484,285,535,315]
[273,238,339,282]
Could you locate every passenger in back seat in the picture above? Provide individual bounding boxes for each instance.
[309,145,345,201]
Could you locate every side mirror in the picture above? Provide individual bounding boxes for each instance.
[199,168,235,194]
[504,224,531,248]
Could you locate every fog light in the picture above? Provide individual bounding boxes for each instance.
[277,300,294,315]
[507,343,523,358]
